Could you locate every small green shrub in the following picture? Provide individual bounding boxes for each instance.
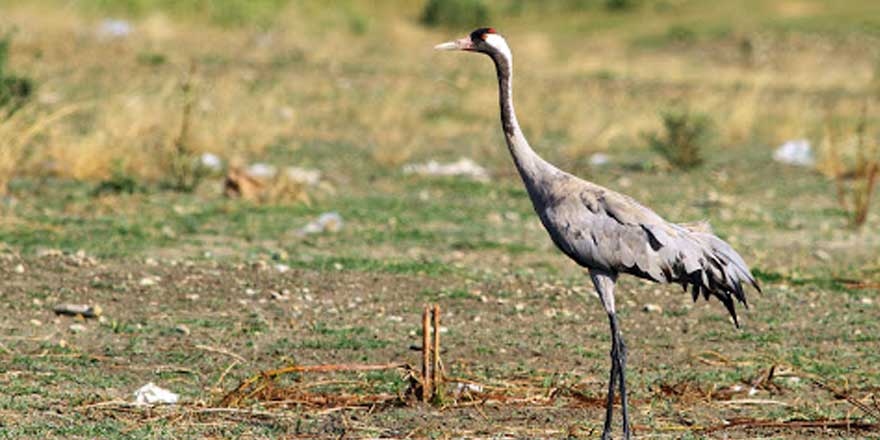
[0,32,34,117]
[420,0,491,29]
[136,51,167,66]
[646,107,714,170]
[93,162,143,195]
[665,24,697,44]
[605,0,638,11]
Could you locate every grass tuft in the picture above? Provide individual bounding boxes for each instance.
[420,0,491,29]
[645,106,713,170]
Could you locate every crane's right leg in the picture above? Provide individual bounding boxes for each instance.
[589,269,624,440]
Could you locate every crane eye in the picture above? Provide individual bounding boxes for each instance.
[481,33,489,40]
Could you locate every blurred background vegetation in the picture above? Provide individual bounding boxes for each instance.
[0,0,878,260]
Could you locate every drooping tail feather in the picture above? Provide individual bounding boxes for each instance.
[681,231,760,327]
[642,222,760,327]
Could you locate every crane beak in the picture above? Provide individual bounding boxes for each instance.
[434,37,474,51]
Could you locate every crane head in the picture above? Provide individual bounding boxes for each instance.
[434,28,512,61]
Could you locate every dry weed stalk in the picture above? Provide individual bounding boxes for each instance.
[821,101,879,227]
[850,104,879,226]
[219,362,410,408]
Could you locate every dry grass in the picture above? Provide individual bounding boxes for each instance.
[0,102,83,194]
[0,1,878,186]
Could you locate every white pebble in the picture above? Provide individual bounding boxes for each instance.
[643,304,663,313]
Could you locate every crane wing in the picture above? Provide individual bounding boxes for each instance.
[543,183,760,326]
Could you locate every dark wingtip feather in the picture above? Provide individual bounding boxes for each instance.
[752,278,763,294]
[719,292,739,328]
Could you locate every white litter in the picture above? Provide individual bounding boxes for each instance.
[297,212,343,236]
[451,382,484,394]
[285,166,322,186]
[98,19,133,39]
[246,163,277,178]
[402,158,490,182]
[589,153,610,166]
[133,383,179,405]
[773,139,814,166]
[199,153,223,171]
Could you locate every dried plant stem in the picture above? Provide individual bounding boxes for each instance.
[220,362,407,407]
[422,305,432,402]
[432,304,441,394]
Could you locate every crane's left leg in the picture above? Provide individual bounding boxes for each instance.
[590,270,630,440]
[610,311,630,439]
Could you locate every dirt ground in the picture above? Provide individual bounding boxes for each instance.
[2,251,878,438]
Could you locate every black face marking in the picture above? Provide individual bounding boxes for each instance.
[469,27,495,44]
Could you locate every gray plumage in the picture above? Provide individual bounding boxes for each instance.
[534,173,760,326]
[436,28,760,440]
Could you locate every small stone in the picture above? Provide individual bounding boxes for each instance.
[245,288,258,296]
[30,319,41,326]
[333,262,343,271]
[174,324,190,335]
[274,264,290,273]
[270,291,288,301]
[58,339,67,348]
[861,297,874,305]
[145,258,159,266]
[139,276,159,286]
[185,294,200,301]
[387,315,403,322]
[37,248,63,258]
[514,303,525,312]
[643,304,663,313]
[54,304,102,318]
[69,323,87,333]
[13,264,24,273]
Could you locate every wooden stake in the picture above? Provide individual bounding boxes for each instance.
[432,304,441,394]
[421,305,432,402]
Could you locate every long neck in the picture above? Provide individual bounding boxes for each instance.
[490,51,553,190]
